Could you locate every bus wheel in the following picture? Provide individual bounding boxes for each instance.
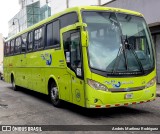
[11,77,18,91]
[50,83,61,107]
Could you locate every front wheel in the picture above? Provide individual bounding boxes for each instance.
[50,83,62,107]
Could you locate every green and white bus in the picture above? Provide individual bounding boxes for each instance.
[4,6,156,108]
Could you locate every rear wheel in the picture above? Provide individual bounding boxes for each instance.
[11,76,18,91]
[50,83,61,107]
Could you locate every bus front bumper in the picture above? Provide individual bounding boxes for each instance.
[85,84,156,108]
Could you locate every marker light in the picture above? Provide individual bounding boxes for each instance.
[145,77,156,88]
[87,79,108,91]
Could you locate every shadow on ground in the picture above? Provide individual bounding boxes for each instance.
[7,86,151,118]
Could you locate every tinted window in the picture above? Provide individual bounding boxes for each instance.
[46,23,53,47]
[63,32,70,52]
[62,30,82,77]
[70,32,81,71]
[60,12,78,28]
[22,33,27,53]
[27,32,33,51]
[53,20,60,46]
[10,39,15,54]
[34,27,43,50]
[63,30,79,66]
[46,20,60,47]
[5,42,10,56]
[15,37,21,53]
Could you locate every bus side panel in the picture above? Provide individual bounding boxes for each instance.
[3,57,10,83]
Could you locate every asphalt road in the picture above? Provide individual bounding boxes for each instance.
[0,80,160,134]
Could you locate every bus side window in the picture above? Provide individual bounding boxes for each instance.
[63,32,71,67]
[15,37,21,54]
[4,42,6,56]
[46,22,53,47]
[60,12,78,28]
[22,33,27,53]
[5,42,10,56]
[10,39,15,55]
[46,20,60,47]
[34,27,43,50]
[53,20,60,46]
[70,32,82,76]
[63,30,82,77]
[27,32,33,51]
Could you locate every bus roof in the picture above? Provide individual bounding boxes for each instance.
[78,6,142,16]
[6,6,143,41]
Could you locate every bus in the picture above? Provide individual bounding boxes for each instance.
[4,6,156,108]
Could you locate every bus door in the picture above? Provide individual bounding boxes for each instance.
[61,28,85,107]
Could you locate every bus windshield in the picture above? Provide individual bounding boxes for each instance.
[82,11,154,75]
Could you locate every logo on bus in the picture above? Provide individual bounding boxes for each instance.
[113,82,121,88]
[104,80,134,88]
[75,89,81,102]
[41,53,52,66]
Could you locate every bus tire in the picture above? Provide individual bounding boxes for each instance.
[49,83,61,107]
[11,76,18,91]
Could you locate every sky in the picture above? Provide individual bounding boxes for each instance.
[0,0,20,37]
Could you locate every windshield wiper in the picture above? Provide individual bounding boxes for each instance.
[123,36,129,70]
[112,36,128,73]
[112,45,122,73]
[110,13,129,74]
[128,41,145,74]
[112,35,144,74]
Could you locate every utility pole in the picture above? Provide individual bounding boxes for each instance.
[46,0,49,18]
[98,0,101,5]
[66,0,69,8]
[22,0,25,9]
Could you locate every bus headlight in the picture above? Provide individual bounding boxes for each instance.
[145,77,156,88]
[87,79,108,91]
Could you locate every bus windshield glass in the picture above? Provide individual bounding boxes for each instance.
[82,11,154,75]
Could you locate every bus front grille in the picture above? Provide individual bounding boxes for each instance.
[109,86,145,92]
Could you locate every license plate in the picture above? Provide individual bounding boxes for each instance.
[125,93,133,99]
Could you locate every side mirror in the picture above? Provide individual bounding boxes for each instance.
[72,22,89,47]
[75,22,87,28]
[81,31,89,47]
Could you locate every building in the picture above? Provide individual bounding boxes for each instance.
[103,0,160,83]
[8,0,51,37]
[8,0,111,37]
[50,0,110,14]
[0,33,4,65]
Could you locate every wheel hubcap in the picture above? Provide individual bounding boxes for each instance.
[51,87,58,101]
